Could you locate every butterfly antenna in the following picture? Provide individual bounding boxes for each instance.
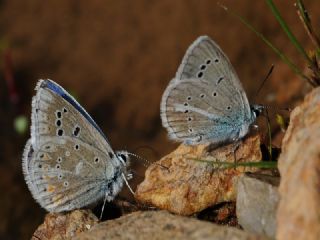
[127,152,169,171]
[254,65,274,102]
[251,65,291,114]
[262,104,291,112]
[127,152,149,168]
[133,145,160,160]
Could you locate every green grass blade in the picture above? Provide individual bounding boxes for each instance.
[190,158,278,169]
[219,3,312,84]
[266,0,313,65]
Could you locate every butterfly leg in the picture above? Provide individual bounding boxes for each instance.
[100,193,108,220]
[122,173,135,195]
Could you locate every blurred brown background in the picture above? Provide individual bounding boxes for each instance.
[0,0,318,238]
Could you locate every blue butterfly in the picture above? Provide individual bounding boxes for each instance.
[161,36,263,145]
[23,79,133,216]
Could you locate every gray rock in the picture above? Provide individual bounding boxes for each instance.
[75,210,269,240]
[236,173,279,238]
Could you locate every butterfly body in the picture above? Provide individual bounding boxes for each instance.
[161,36,262,145]
[23,79,130,212]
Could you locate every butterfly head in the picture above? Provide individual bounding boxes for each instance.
[114,150,135,197]
[250,104,264,119]
[115,150,130,167]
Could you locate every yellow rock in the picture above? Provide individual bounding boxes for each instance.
[136,134,262,215]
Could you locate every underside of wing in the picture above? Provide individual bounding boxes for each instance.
[22,137,123,212]
[175,36,251,118]
[23,79,124,211]
[31,79,114,153]
[161,79,249,145]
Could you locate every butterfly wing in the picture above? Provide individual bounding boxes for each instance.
[176,36,251,117]
[30,79,112,151]
[23,79,124,212]
[161,36,255,144]
[161,78,250,144]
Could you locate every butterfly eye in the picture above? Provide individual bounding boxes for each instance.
[252,108,262,117]
[120,154,127,162]
[117,153,128,164]
[253,110,260,117]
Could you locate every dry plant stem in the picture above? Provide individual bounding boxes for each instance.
[295,0,320,48]
[295,0,320,86]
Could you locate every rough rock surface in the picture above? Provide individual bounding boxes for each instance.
[75,210,269,240]
[277,87,320,240]
[136,134,262,215]
[237,173,279,238]
[32,210,98,240]
[197,202,239,227]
